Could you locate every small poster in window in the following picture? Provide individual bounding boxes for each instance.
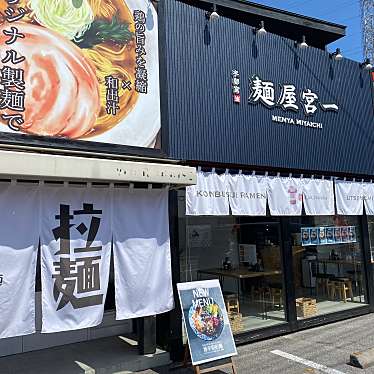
[187,225,212,248]
[301,228,311,246]
[319,227,327,244]
[348,226,357,243]
[326,227,334,244]
[341,226,349,242]
[239,244,257,265]
[334,227,342,243]
[310,228,319,245]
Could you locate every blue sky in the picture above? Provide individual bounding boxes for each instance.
[251,0,363,62]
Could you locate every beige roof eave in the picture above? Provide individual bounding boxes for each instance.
[0,150,196,186]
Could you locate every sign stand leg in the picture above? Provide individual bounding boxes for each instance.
[183,344,190,368]
[193,357,237,373]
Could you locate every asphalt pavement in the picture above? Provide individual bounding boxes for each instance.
[138,314,374,374]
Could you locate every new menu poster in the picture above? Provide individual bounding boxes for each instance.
[0,0,160,148]
[177,280,237,366]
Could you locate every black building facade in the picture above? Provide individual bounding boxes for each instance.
[161,0,373,174]
[156,0,374,360]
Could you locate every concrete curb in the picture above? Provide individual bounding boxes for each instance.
[350,348,374,369]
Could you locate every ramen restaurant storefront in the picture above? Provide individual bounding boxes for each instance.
[157,0,374,358]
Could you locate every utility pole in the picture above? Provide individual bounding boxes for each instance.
[361,0,374,63]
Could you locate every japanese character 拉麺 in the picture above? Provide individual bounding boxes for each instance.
[51,203,104,311]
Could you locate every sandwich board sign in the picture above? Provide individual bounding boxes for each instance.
[177,279,237,371]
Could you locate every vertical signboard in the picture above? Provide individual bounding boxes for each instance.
[177,280,237,366]
[0,0,160,148]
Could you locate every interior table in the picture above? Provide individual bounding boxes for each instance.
[197,267,282,283]
[314,259,363,300]
[197,268,282,319]
[314,259,361,275]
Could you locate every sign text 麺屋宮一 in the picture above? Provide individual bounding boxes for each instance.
[249,75,338,130]
[232,72,339,130]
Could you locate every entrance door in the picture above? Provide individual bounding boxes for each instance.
[177,190,287,338]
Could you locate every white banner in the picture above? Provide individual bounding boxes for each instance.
[113,188,173,320]
[186,171,229,215]
[41,186,112,333]
[0,184,40,339]
[302,178,335,215]
[227,174,267,215]
[335,180,364,215]
[363,182,374,215]
[267,177,303,216]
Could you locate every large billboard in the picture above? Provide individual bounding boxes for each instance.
[0,0,160,149]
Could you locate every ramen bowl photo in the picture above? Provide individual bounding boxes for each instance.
[0,0,160,147]
[188,301,224,341]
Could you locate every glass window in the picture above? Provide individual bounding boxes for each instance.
[367,216,374,263]
[178,191,286,335]
[290,215,367,320]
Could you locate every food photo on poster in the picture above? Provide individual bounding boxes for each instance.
[177,280,237,366]
[0,0,160,148]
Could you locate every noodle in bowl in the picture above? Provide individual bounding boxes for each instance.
[0,0,160,147]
